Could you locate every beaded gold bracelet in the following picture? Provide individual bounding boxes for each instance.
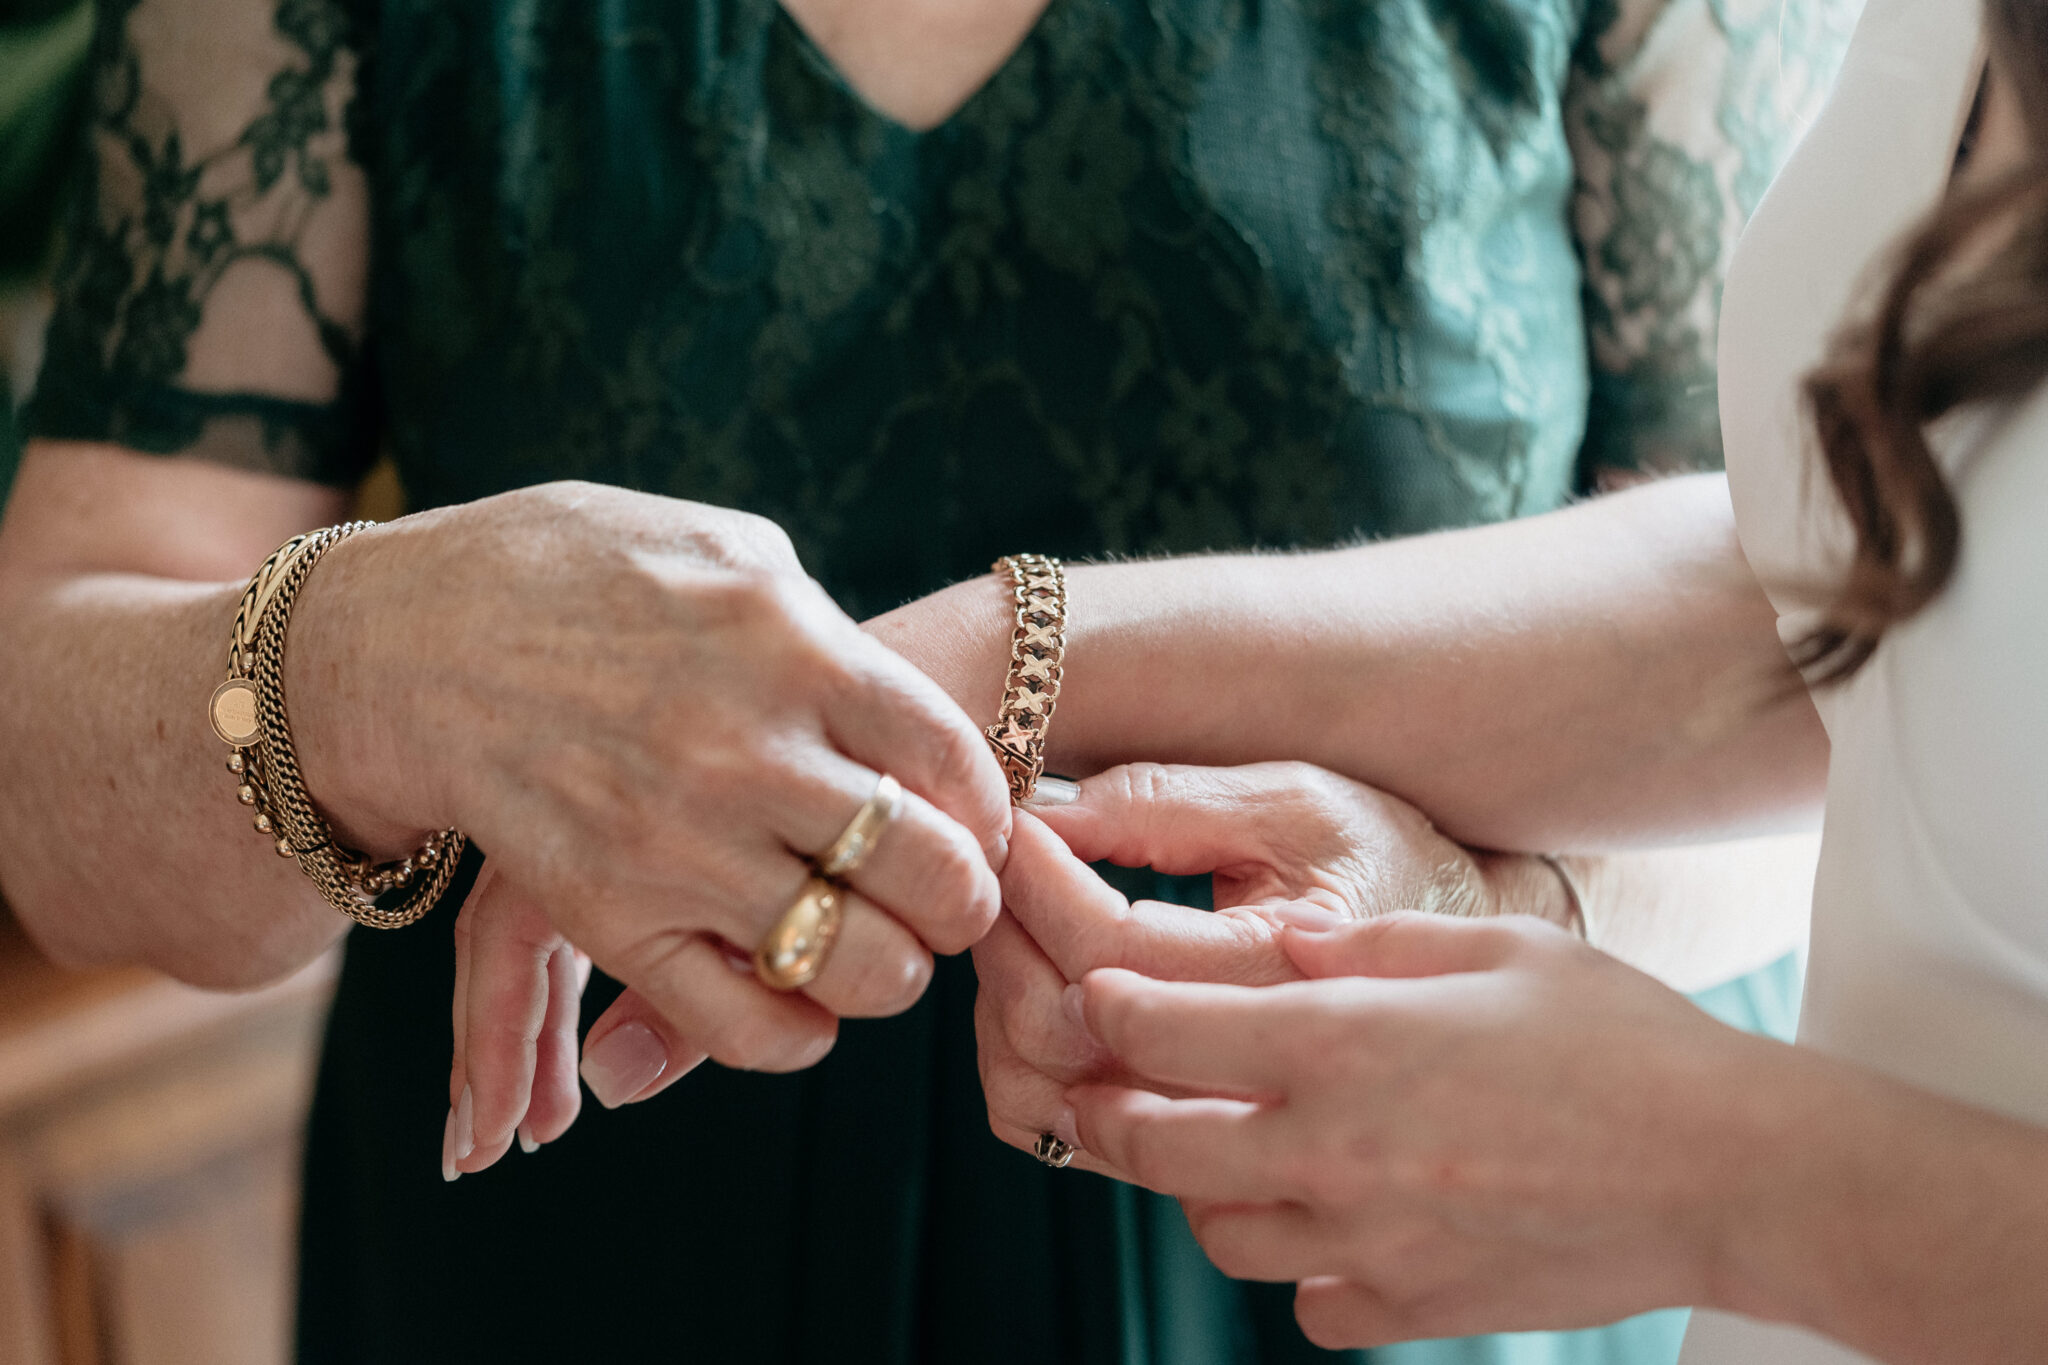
[209,523,466,930]
[983,554,1067,804]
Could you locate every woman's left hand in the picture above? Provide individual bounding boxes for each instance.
[1068,913,1767,1348]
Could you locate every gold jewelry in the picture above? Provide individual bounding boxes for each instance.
[984,554,1067,804]
[814,773,902,879]
[1033,1132,1076,1169]
[755,876,845,991]
[213,524,467,930]
[1537,854,1589,940]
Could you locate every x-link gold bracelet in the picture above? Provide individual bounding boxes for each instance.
[983,554,1067,804]
[210,523,466,930]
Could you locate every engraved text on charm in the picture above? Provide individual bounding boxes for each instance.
[209,678,262,747]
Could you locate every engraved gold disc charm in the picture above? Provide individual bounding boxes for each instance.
[209,678,262,747]
[754,877,844,991]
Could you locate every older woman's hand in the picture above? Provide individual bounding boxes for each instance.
[974,811,1313,1176]
[274,482,1009,1175]
[975,763,1576,1172]
[1066,914,1761,1347]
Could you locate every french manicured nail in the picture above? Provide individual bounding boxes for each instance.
[1061,982,1088,1031]
[1023,776,1081,808]
[518,1125,540,1155]
[581,1021,668,1109]
[1273,902,1346,932]
[442,1085,475,1182]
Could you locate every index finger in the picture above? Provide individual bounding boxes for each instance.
[1004,814,1295,986]
[1078,967,1294,1095]
[824,633,1013,871]
[1065,1084,1285,1203]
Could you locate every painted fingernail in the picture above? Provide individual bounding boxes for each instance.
[1061,982,1088,1030]
[1023,776,1081,808]
[518,1124,540,1155]
[1272,902,1346,932]
[581,1021,669,1109]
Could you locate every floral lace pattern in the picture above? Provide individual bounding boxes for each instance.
[26,0,366,476]
[31,0,1857,612]
[1571,0,1862,475]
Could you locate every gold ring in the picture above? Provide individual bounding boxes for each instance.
[754,876,845,991]
[1033,1132,1076,1169]
[815,773,902,880]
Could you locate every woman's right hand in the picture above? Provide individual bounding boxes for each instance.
[282,482,1011,1152]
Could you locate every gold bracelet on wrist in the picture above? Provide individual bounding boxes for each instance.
[209,523,467,930]
[983,554,1067,805]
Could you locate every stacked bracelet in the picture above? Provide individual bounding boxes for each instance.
[983,554,1067,804]
[209,523,466,930]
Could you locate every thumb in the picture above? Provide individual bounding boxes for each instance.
[1282,912,1526,982]
[1033,762,1297,874]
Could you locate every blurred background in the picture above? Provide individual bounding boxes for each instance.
[3,7,336,1362]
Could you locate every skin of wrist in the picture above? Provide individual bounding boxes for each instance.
[1684,1033,1870,1330]
[280,520,449,857]
[864,572,1016,739]
[1474,849,1581,933]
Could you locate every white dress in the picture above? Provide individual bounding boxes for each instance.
[1685,0,2048,1360]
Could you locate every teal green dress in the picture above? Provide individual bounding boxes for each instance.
[23,0,1853,1359]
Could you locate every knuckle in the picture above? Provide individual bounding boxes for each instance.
[709,1010,832,1073]
[1004,994,1064,1069]
[833,940,933,1017]
[918,833,999,953]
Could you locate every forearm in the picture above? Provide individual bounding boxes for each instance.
[0,573,343,984]
[0,443,348,985]
[1715,1042,2048,1362]
[1559,833,1818,993]
[875,474,1826,851]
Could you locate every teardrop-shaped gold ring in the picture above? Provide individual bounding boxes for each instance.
[814,773,902,880]
[754,876,845,991]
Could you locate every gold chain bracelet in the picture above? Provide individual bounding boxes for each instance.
[209,523,466,930]
[983,554,1067,804]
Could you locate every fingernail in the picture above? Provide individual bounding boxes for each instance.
[581,1021,669,1109]
[1061,982,1088,1030]
[518,1124,540,1155]
[1054,1104,1082,1153]
[441,1106,461,1183]
[441,1085,475,1182]
[1024,776,1081,808]
[1272,902,1346,932]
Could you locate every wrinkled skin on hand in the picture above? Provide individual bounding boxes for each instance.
[1066,915,1760,1349]
[974,762,1563,1178]
[289,483,1010,1177]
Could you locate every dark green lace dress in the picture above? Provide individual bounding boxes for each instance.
[24,0,1854,1359]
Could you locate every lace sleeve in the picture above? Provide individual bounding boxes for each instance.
[1567,0,1861,480]
[23,0,375,485]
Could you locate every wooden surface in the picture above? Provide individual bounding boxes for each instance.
[0,910,335,1365]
